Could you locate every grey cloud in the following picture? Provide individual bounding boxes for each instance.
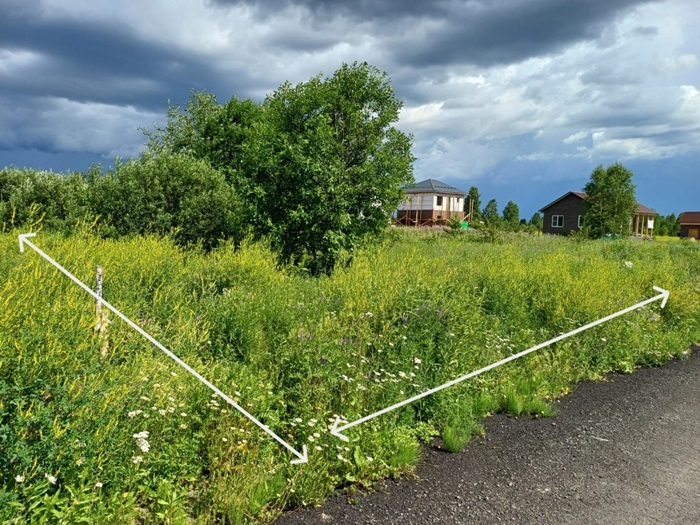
[631,25,658,36]
[0,7,259,111]
[216,0,657,67]
[209,0,447,21]
[398,0,656,67]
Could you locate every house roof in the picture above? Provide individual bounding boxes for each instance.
[678,211,700,224]
[538,191,585,212]
[404,179,466,196]
[539,191,657,215]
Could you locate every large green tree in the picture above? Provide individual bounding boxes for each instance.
[240,63,414,273]
[147,63,414,273]
[583,163,637,237]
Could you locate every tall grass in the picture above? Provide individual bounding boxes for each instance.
[1,230,698,523]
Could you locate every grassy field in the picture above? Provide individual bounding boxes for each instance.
[1,228,698,523]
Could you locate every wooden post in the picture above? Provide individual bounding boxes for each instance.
[95,266,109,356]
[96,266,103,321]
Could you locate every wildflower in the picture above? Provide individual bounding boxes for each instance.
[222,437,228,442]
[76,457,86,466]
[133,431,150,453]
[158,409,166,416]
[180,412,188,417]
[313,432,320,438]
[15,475,24,483]
[366,456,374,462]
[132,456,143,464]
[413,357,422,364]
[179,423,187,429]
[398,371,406,378]
[624,261,633,269]
[45,473,57,485]
[294,417,303,423]
[95,482,103,489]
[315,446,323,451]
[128,410,142,418]
[308,435,315,442]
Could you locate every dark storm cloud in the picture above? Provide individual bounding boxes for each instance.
[210,0,445,21]
[214,0,655,67]
[398,0,656,67]
[0,8,257,111]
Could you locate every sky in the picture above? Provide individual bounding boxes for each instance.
[1,0,699,218]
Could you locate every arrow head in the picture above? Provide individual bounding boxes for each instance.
[18,232,37,253]
[652,286,670,308]
[330,416,350,442]
[290,445,308,465]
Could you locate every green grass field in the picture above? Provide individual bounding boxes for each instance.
[1,229,698,523]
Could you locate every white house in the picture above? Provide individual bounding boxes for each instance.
[396,179,466,226]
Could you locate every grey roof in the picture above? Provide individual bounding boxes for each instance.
[404,179,466,196]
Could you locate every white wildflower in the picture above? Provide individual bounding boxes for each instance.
[44,473,57,485]
[624,261,633,269]
[15,475,24,483]
[132,456,143,464]
[76,457,85,466]
[413,357,422,364]
[95,482,103,488]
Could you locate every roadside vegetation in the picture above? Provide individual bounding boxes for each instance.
[2,228,698,523]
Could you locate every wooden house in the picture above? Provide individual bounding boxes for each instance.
[396,179,466,226]
[539,191,657,236]
[678,212,700,239]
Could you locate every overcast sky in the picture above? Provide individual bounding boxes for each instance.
[1,0,699,216]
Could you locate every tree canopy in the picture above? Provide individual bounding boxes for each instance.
[583,163,637,237]
[502,200,520,226]
[147,62,414,274]
[482,199,500,226]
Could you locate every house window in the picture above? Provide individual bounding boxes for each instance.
[578,215,583,228]
[436,196,443,206]
[552,215,564,228]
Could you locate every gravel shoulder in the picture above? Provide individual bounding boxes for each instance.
[277,347,700,525]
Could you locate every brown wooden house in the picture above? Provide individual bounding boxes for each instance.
[539,191,657,236]
[396,179,466,226]
[678,212,700,239]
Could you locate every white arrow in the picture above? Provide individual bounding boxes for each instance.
[19,233,308,464]
[332,285,670,441]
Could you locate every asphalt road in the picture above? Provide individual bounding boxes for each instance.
[277,347,700,525]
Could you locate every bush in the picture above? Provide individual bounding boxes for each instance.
[88,153,243,249]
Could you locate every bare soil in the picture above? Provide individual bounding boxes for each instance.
[277,347,700,524]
